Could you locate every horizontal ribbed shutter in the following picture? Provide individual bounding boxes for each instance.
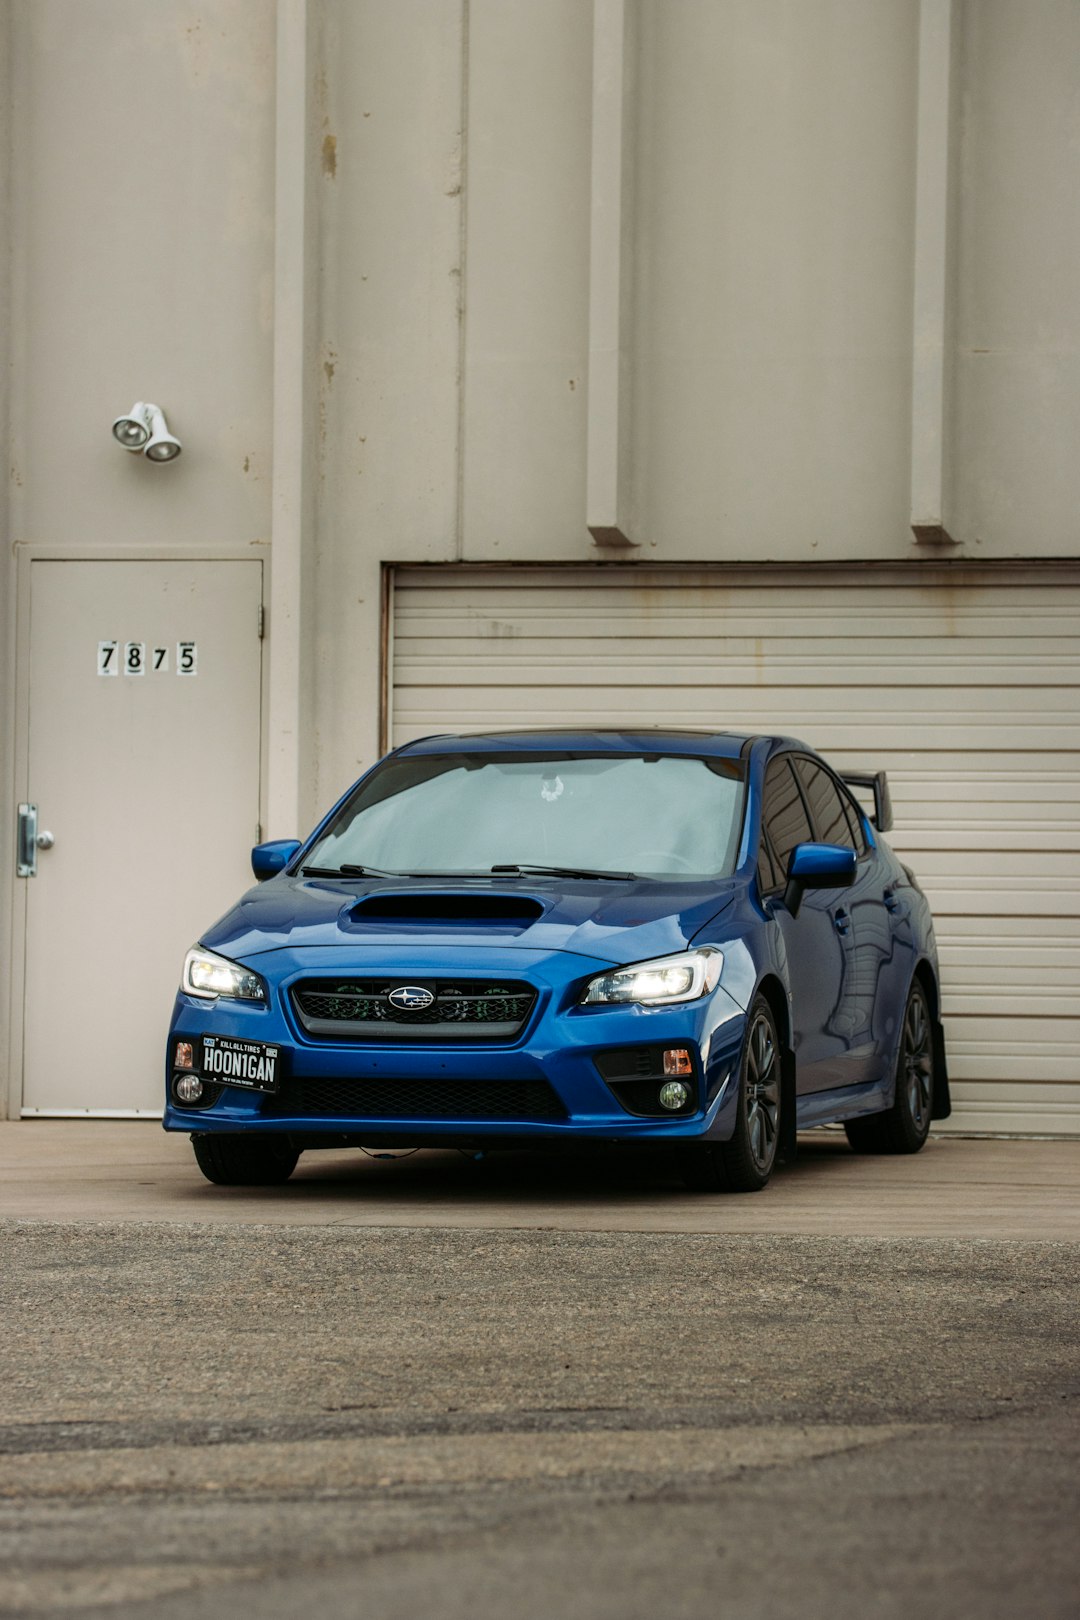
[392,565,1080,1137]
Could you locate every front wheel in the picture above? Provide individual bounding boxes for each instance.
[678,995,781,1193]
[191,1133,300,1186]
[845,980,934,1155]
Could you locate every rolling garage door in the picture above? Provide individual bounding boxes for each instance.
[390,565,1080,1137]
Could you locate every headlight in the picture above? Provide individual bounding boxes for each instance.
[182,945,266,1002]
[580,948,723,1006]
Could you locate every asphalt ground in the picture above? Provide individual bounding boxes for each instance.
[1,1126,1078,1619]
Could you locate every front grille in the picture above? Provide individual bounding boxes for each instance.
[291,978,537,1042]
[267,1076,565,1121]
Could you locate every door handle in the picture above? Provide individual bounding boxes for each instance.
[832,908,850,935]
[17,803,38,877]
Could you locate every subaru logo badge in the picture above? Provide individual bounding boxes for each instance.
[388,985,435,1011]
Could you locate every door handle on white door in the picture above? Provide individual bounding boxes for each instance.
[15,807,53,875]
[17,803,38,876]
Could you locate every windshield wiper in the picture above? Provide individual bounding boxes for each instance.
[300,863,402,879]
[302,862,639,882]
[300,865,494,880]
[491,862,638,881]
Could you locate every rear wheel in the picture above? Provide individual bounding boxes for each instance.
[845,980,934,1155]
[678,995,781,1193]
[191,1134,300,1186]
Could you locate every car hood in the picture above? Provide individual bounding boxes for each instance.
[202,876,738,969]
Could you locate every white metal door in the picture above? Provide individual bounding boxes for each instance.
[391,564,1080,1137]
[19,559,263,1115]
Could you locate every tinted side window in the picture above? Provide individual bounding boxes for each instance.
[762,759,813,878]
[842,791,869,857]
[795,759,856,852]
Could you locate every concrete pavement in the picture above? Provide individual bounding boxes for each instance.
[1,1122,1077,1239]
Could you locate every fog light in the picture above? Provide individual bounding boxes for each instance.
[174,1042,195,1070]
[175,1074,204,1103]
[658,1080,690,1111]
[663,1048,693,1077]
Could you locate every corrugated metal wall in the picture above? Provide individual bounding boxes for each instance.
[392,565,1080,1137]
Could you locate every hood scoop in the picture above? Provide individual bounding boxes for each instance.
[345,891,546,932]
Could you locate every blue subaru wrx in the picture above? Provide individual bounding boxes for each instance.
[165,730,949,1192]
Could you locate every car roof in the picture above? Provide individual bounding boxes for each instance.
[394,728,812,761]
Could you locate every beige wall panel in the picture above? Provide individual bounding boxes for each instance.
[313,0,465,806]
[317,0,463,562]
[949,0,1080,553]
[391,565,1080,1134]
[0,4,13,1121]
[629,0,920,560]
[8,0,276,548]
[461,0,593,560]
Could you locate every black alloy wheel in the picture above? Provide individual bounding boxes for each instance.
[845,979,934,1155]
[191,1133,300,1186]
[744,1006,782,1175]
[678,994,781,1193]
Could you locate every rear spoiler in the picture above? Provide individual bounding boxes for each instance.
[841,771,893,834]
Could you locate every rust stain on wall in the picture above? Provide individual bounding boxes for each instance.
[322,133,337,178]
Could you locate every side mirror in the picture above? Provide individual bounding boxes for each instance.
[251,839,302,881]
[783,842,856,918]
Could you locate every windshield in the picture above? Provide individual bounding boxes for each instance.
[304,752,746,880]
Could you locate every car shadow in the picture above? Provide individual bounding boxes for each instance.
[240,1130,860,1206]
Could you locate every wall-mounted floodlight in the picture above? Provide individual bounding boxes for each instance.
[143,404,182,462]
[112,402,151,450]
[111,401,182,462]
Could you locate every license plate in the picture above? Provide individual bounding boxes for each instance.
[200,1035,281,1094]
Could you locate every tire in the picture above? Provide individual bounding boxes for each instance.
[191,1133,300,1186]
[844,980,934,1156]
[678,994,781,1193]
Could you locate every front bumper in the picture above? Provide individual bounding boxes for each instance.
[163,944,747,1144]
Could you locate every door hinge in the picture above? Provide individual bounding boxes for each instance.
[258,604,266,639]
[256,822,263,842]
